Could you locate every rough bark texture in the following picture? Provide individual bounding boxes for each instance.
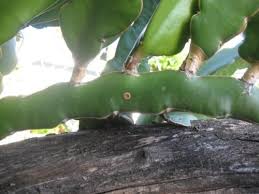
[0,119,259,194]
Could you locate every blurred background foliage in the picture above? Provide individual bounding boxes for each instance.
[149,45,188,71]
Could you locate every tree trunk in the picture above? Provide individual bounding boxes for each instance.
[0,119,259,194]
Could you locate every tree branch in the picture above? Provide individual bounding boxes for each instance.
[0,119,258,193]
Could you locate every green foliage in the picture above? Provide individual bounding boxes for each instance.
[197,45,240,76]
[139,0,197,56]
[0,0,58,44]
[165,112,211,127]
[149,52,186,71]
[213,58,249,77]
[191,0,259,57]
[135,114,162,125]
[60,0,142,65]
[239,12,259,62]
[148,42,189,71]
[134,111,211,127]
[29,0,68,29]
[102,0,160,74]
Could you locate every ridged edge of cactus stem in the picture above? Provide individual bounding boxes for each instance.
[180,43,207,75]
[242,63,259,85]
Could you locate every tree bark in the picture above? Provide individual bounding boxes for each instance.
[0,119,259,194]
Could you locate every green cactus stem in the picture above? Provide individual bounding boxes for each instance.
[60,0,143,83]
[181,0,259,75]
[125,0,196,72]
[240,12,259,85]
[1,70,259,139]
[0,0,59,44]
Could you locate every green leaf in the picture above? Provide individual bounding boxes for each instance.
[137,58,150,73]
[32,20,60,29]
[213,58,249,77]
[0,37,17,75]
[197,45,240,76]
[139,0,197,56]
[135,111,211,126]
[0,0,58,44]
[135,113,162,125]
[239,12,259,62]
[102,0,160,74]
[191,0,259,57]
[166,112,211,127]
[60,0,143,65]
[29,0,68,29]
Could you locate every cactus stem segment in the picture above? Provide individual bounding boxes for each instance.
[1,71,259,138]
[180,43,207,76]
